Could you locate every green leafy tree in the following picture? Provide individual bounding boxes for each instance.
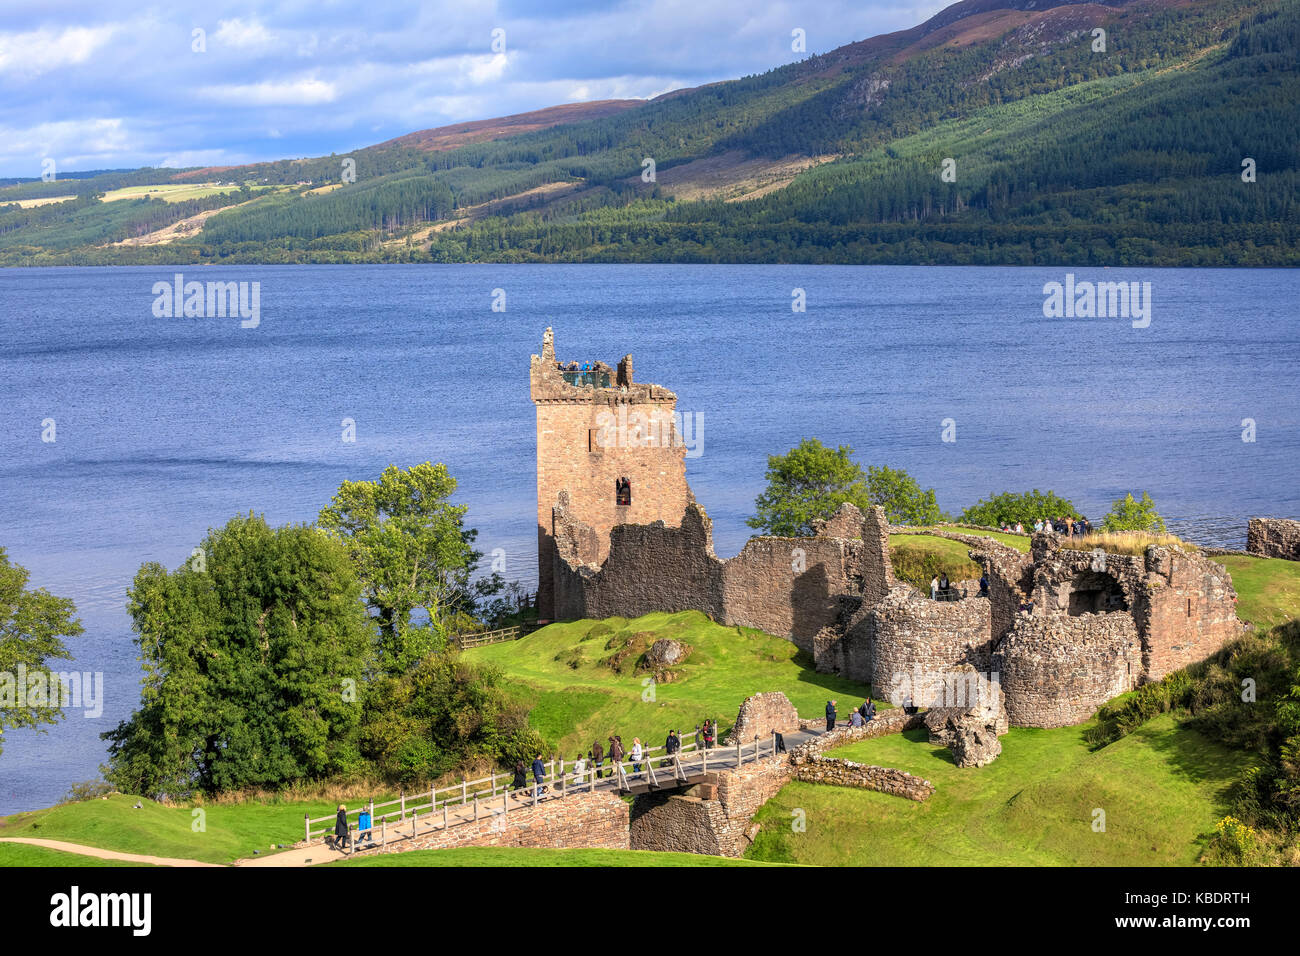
[961,489,1079,528]
[0,548,83,758]
[103,514,372,797]
[1101,492,1167,533]
[359,653,544,785]
[318,462,501,673]
[866,465,943,526]
[747,439,872,536]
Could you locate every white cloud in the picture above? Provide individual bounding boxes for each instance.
[0,25,117,78]
[214,17,276,49]
[199,77,338,105]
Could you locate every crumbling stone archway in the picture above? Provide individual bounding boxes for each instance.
[1065,569,1128,616]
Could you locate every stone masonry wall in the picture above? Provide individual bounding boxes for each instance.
[993,613,1140,728]
[362,791,630,856]
[725,692,801,745]
[869,586,994,705]
[1247,518,1300,561]
[792,756,934,801]
[553,501,894,651]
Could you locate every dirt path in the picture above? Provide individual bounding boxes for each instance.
[0,837,223,867]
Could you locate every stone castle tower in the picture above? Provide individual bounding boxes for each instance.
[531,327,692,618]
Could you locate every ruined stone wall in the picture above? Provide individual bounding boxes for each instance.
[869,586,994,705]
[1140,548,1242,681]
[552,502,724,622]
[725,692,801,745]
[721,535,863,652]
[993,614,1140,728]
[792,756,933,801]
[553,501,895,650]
[1247,518,1300,561]
[364,791,629,855]
[1028,542,1241,683]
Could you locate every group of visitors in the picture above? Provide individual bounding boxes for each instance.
[929,573,954,601]
[1000,516,1092,538]
[507,718,726,798]
[826,698,876,731]
[332,804,375,853]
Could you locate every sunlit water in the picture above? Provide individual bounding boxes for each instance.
[1,263,1297,813]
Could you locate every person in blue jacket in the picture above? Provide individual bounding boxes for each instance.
[532,754,547,796]
[825,699,837,732]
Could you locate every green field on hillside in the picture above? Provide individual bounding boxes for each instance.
[466,610,871,756]
[747,714,1253,866]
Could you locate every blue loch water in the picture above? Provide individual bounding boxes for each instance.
[0,263,1297,813]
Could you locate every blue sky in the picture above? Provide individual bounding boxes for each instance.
[0,1,948,176]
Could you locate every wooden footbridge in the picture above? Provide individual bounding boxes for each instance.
[302,725,818,855]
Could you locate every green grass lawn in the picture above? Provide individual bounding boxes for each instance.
[0,792,368,865]
[936,526,1032,551]
[329,846,789,867]
[0,842,154,867]
[1218,554,1300,629]
[747,713,1252,866]
[466,610,871,757]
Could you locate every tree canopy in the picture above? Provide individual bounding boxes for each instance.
[748,439,873,537]
[960,489,1080,528]
[318,462,501,674]
[1101,492,1168,533]
[103,514,373,797]
[0,547,83,758]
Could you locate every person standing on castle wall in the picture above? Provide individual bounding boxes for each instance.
[979,572,989,597]
[825,700,837,732]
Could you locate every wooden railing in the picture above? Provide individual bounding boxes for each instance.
[451,624,529,650]
[304,724,787,848]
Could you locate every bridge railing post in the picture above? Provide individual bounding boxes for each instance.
[443,804,449,830]
[304,813,310,843]
[381,815,387,848]
[400,790,406,820]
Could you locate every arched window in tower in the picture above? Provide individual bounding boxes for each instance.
[615,477,632,506]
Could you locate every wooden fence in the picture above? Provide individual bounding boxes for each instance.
[451,624,531,650]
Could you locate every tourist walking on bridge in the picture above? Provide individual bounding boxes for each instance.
[592,739,604,778]
[532,754,547,796]
[630,738,644,776]
[334,804,350,854]
[511,761,528,798]
[664,729,680,768]
[609,736,625,777]
[702,719,715,749]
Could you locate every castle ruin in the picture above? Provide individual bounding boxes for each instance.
[531,330,1245,728]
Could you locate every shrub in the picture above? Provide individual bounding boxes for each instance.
[888,543,980,592]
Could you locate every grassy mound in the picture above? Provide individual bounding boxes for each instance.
[746,714,1252,867]
[465,610,870,757]
[888,534,982,590]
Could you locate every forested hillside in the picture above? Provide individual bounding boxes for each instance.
[1,0,1295,266]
